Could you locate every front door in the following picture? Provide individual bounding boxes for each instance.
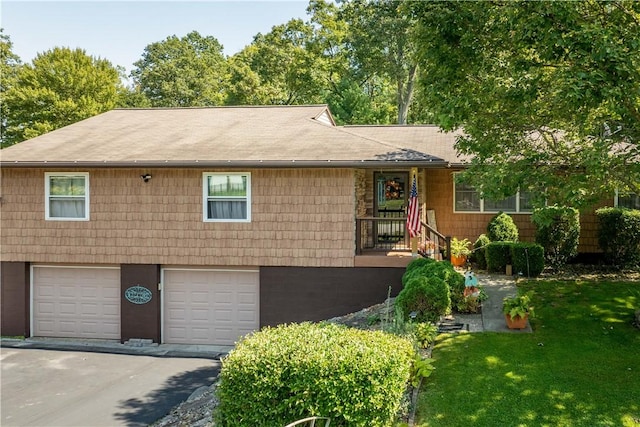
[374,172,408,247]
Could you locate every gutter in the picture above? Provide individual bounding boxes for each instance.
[0,159,453,169]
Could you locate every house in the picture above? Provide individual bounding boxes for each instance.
[0,105,606,346]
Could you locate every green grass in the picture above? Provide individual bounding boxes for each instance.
[416,280,640,427]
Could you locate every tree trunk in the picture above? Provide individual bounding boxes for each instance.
[397,63,418,124]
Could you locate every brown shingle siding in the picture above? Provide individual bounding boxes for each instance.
[423,169,602,253]
[1,168,355,267]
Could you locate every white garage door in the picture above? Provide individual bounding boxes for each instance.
[32,266,120,340]
[163,269,259,345]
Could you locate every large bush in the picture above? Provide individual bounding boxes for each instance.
[402,257,462,289]
[532,205,580,267]
[511,242,545,277]
[396,275,451,322]
[487,212,519,242]
[215,323,414,427]
[596,207,640,266]
[485,242,513,273]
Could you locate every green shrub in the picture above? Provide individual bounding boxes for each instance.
[403,257,438,284]
[413,322,439,348]
[596,207,640,266]
[396,276,451,322]
[510,242,545,277]
[471,234,491,269]
[215,323,414,427]
[532,205,580,267]
[486,242,513,273]
[487,212,519,242]
[402,258,463,289]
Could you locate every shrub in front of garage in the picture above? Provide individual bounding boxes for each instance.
[215,322,414,427]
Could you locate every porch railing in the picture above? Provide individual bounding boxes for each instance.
[355,217,451,259]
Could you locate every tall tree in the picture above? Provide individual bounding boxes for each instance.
[131,31,226,107]
[2,47,123,147]
[307,0,395,124]
[411,0,640,207]
[226,19,327,105]
[340,0,419,124]
[0,30,22,146]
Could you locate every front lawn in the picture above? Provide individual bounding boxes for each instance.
[416,280,640,426]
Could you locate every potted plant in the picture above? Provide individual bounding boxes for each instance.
[450,237,471,267]
[502,292,534,329]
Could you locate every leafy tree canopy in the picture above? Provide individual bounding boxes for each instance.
[341,0,419,124]
[2,46,123,147]
[411,0,640,208]
[226,19,327,106]
[131,31,226,107]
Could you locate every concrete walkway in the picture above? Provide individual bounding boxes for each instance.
[478,273,532,333]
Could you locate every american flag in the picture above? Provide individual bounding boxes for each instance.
[406,174,420,238]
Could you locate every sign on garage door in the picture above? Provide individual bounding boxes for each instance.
[162,269,259,346]
[32,266,121,340]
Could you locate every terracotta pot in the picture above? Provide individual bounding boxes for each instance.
[505,313,529,329]
[463,286,479,297]
[450,255,467,267]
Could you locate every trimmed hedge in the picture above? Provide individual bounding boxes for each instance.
[596,207,640,266]
[472,234,491,270]
[215,323,414,427]
[487,212,519,242]
[532,205,580,267]
[486,242,545,277]
[511,242,545,277]
[486,242,513,273]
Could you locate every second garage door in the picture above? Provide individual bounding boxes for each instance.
[162,268,259,345]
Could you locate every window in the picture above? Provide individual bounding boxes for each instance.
[616,192,639,210]
[454,181,481,212]
[203,173,251,222]
[45,173,89,220]
[453,175,532,213]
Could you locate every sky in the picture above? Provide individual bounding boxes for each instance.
[1,0,311,75]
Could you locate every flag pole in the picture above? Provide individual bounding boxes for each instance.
[410,168,419,257]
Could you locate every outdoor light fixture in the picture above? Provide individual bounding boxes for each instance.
[140,174,152,182]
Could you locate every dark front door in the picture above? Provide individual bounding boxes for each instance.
[374,172,408,247]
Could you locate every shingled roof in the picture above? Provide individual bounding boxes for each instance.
[0,105,465,168]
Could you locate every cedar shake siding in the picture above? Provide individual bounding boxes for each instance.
[421,169,601,254]
[0,168,355,267]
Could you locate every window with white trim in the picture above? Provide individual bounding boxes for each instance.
[203,173,251,222]
[45,172,90,220]
[615,192,639,210]
[454,175,532,213]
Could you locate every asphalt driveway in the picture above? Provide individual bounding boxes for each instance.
[1,347,220,427]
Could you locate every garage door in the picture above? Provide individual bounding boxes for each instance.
[32,266,121,340]
[163,269,259,345]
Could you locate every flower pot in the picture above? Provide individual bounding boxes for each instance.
[463,286,479,298]
[505,313,528,329]
[450,255,467,267]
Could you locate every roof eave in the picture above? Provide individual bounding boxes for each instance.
[0,159,452,169]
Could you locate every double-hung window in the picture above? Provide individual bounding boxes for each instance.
[45,172,90,220]
[203,173,251,222]
[615,192,639,210]
[454,174,532,213]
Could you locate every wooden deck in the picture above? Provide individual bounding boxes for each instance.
[354,251,416,268]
